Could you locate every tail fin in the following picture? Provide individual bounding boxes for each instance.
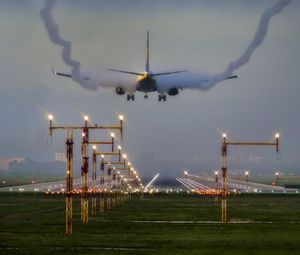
[146,31,150,72]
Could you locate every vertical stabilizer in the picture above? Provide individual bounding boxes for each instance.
[145,31,150,72]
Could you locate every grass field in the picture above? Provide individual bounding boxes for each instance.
[0,192,300,255]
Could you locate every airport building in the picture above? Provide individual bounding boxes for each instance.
[0,157,25,170]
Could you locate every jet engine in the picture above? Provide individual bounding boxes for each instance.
[115,87,126,95]
[167,88,179,96]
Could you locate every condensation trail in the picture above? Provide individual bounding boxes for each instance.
[40,0,291,92]
[40,0,97,90]
[202,0,291,90]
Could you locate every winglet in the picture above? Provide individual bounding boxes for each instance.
[51,66,57,75]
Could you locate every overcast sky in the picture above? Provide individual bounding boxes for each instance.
[0,0,299,178]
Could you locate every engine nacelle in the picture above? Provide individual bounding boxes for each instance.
[167,88,179,96]
[115,87,126,95]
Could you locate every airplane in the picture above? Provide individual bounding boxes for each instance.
[52,31,239,102]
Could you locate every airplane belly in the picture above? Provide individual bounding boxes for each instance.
[137,77,157,92]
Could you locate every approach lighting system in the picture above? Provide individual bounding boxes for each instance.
[219,132,281,223]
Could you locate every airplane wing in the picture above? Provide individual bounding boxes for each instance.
[155,71,239,93]
[51,68,136,93]
[107,69,141,76]
[151,70,187,76]
[51,68,90,80]
[225,75,239,80]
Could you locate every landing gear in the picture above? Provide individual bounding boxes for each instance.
[158,94,166,102]
[144,94,148,99]
[127,94,135,101]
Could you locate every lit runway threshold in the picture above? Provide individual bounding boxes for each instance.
[177,178,220,195]
[178,174,299,194]
[202,175,298,193]
[0,176,132,193]
[225,178,298,194]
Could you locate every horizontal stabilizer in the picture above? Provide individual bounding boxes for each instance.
[107,69,141,76]
[151,70,187,77]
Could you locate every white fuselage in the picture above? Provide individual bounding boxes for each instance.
[136,72,157,92]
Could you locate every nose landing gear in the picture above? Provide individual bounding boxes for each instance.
[144,94,149,99]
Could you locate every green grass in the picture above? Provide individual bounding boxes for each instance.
[0,193,300,255]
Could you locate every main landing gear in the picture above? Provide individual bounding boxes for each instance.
[127,94,135,101]
[158,94,166,102]
[144,94,149,99]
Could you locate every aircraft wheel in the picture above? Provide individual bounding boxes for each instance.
[158,95,162,101]
[131,94,135,101]
[127,94,130,101]
[163,95,167,101]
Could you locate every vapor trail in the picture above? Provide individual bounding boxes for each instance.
[203,0,291,90]
[40,0,97,90]
[40,0,290,93]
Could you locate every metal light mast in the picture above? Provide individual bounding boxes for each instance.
[65,128,73,235]
[220,132,280,223]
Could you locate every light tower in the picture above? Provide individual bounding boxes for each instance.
[91,145,97,216]
[110,132,115,152]
[184,170,188,179]
[220,132,280,223]
[275,172,279,185]
[100,154,105,213]
[214,171,218,190]
[47,113,124,232]
[245,171,249,183]
[221,133,227,223]
[107,163,112,210]
[81,116,89,223]
[65,128,73,235]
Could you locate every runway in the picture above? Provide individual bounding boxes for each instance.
[177,174,299,194]
[0,176,132,193]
